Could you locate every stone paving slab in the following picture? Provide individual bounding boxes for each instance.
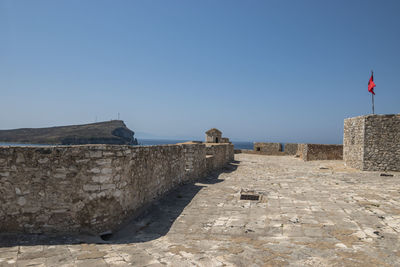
[1,154,400,266]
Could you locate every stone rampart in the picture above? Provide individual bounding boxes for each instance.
[344,114,400,171]
[302,144,343,161]
[205,143,234,171]
[343,116,365,170]
[296,144,305,158]
[253,142,283,155]
[284,143,299,155]
[235,143,342,161]
[0,143,233,234]
[181,143,207,181]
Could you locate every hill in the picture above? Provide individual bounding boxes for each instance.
[0,120,138,145]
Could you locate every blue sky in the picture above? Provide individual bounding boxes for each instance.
[1,0,399,143]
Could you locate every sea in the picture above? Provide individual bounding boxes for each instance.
[0,140,254,150]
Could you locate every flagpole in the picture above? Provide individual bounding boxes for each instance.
[372,93,374,114]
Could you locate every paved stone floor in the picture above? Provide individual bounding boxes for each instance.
[1,154,400,266]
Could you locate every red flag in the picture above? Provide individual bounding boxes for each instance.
[368,73,376,95]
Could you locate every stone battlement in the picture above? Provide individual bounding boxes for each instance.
[0,143,234,234]
[238,142,343,161]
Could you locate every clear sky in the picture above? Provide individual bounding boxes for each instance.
[1,1,399,143]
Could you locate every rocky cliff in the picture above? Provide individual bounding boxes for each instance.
[0,120,138,145]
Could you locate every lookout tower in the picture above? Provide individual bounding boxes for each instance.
[205,128,222,143]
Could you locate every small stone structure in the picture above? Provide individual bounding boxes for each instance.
[205,128,222,143]
[206,128,225,143]
[0,142,234,234]
[205,128,231,144]
[344,114,400,171]
[253,142,283,155]
[251,142,299,156]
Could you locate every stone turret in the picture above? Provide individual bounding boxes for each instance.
[343,114,400,171]
[205,128,230,143]
[205,128,222,143]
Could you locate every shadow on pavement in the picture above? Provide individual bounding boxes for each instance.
[0,161,239,247]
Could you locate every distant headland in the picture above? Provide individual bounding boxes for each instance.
[0,120,138,145]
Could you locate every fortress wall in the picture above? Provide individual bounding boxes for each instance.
[344,114,400,171]
[0,145,185,234]
[302,144,343,161]
[181,143,207,181]
[343,116,365,170]
[363,115,400,171]
[253,142,283,155]
[228,144,235,162]
[0,145,130,233]
[0,143,233,234]
[236,143,299,156]
[236,143,342,161]
[205,143,234,171]
[284,143,299,155]
[296,144,305,158]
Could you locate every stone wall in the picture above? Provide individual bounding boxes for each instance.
[302,144,343,161]
[236,143,342,161]
[0,143,233,234]
[296,144,305,158]
[253,142,283,155]
[236,143,299,156]
[343,116,365,170]
[220,137,230,143]
[284,143,299,155]
[181,143,206,181]
[205,143,234,172]
[344,114,400,171]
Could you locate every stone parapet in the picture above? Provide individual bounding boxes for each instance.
[253,142,283,155]
[302,144,343,161]
[205,143,234,171]
[180,143,207,181]
[0,142,234,234]
[284,143,300,155]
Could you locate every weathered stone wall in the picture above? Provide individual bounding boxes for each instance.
[284,143,299,155]
[0,145,186,234]
[236,143,299,156]
[205,129,222,143]
[343,116,365,170]
[296,144,305,158]
[205,143,234,172]
[181,143,206,181]
[364,115,400,171]
[302,144,343,161]
[344,114,400,171]
[237,143,341,160]
[253,142,283,155]
[0,143,233,234]
[220,137,230,143]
